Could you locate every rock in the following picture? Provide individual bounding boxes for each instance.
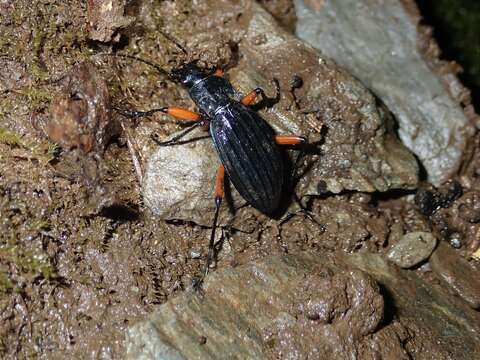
[137,1,418,225]
[347,252,480,359]
[86,0,134,43]
[424,186,480,253]
[126,252,480,359]
[48,62,117,153]
[387,231,437,268]
[430,242,480,309]
[295,0,476,185]
[126,254,385,359]
[143,133,239,223]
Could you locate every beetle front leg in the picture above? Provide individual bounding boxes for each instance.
[241,78,280,107]
[151,119,210,146]
[241,88,263,106]
[274,135,306,146]
[115,106,201,121]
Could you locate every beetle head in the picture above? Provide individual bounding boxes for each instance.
[170,63,208,88]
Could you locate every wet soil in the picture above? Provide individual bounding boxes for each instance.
[0,0,479,358]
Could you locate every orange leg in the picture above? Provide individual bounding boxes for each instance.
[241,88,262,106]
[165,107,200,121]
[241,79,280,107]
[214,165,225,202]
[194,165,225,289]
[213,68,225,77]
[116,106,200,121]
[275,135,306,146]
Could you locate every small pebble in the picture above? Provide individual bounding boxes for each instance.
[386,231,437,268]
[198,336,207,345]
[190,250,201,259]
[449,233,462,249]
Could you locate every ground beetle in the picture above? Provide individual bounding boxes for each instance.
[115,56,306,285]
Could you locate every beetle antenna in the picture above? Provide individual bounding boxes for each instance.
[99,53,171,77]
[158,30,188,56]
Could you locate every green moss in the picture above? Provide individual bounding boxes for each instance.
[0,271,14,293]
[29,219,50,233]
[0,245,56,281]
[21,86,52,108]
[0,128,23,146]
[0,127,60,164]
[45,142,61,163]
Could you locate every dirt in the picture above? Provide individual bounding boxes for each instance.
[0,0,479,359]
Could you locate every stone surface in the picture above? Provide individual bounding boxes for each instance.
[126,252,480,359]
[139,1,418,225]
[47,61,116,153]
[87,0,134,42]
[142,133,224,222]
[430,242,480,309]
[386,231,437,268]
[295,0,476,185]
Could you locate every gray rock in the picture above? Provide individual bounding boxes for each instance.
[142,133,224,222]
[295,0,475,185]
[387,231,437,268]
[139,2,418,224]
[126,254,385,359]
[126,252,480,359]
[430,242,480,309]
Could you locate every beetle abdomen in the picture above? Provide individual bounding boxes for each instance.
[210,103,284,215]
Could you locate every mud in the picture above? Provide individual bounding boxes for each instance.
[0,0,479,359]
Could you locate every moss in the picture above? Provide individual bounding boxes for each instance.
[0,127,60,164]
[0,128,23,146]
[0,245,56,282]
[46,142,61,163]
[21,86,52,109]
[0,271,15,293]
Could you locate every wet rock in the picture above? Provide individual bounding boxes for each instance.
[143,134,225,222]
[126,252,480,359]
[415,180,463,216]
[126,254,385,359]
[295,0,476,185]
[86,0,134,42]
[347,252,480,359]
[386,231,437,268]
[421,184,480,253]
[139,1,418,225]
[430,242,480,309]
[47,61,117,153]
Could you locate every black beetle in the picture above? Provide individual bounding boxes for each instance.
[115,58,305,284]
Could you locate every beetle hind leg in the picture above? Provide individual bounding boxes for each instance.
[193,165,225,290]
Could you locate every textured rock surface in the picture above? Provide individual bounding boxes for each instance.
[126,252,480,359]
[143,134,224,222]
[140,1,418,224]
[295,0,476,185]
[386,231,437,268]
[430,242,480,309]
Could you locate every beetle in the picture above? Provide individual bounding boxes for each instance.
[115,58,306,285]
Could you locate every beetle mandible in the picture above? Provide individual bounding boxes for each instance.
[117,58,306,285]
